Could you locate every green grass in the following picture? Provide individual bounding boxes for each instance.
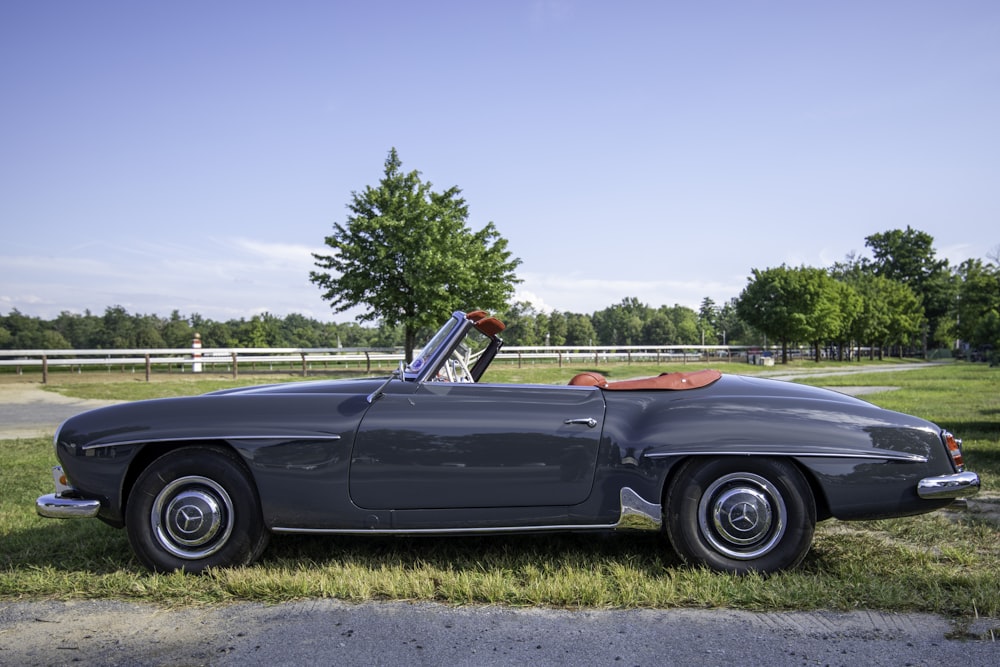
[2,361,997,618]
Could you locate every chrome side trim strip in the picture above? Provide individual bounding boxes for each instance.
[78,434,342,451]
[643,450,927,463]
[271,522,618,536]
[36,493,101,519]
[917,472,980,499]
[273,486,662,536]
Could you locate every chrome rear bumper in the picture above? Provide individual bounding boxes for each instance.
[36,493,101,519]
[917,471,980,500]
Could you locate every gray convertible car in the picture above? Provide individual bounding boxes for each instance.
[37,310,980,574]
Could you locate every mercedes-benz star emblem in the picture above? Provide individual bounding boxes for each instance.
[728,502,758,531]
[175,505,205,534]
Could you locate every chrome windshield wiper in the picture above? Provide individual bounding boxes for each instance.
[367,361,406,403]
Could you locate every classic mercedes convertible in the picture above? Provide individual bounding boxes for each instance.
[37,310,980,574]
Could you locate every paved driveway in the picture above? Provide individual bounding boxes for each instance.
[0,382,120,439]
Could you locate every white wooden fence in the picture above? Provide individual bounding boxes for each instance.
[1,344,764,383]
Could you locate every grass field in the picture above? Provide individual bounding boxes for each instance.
[2,360,997,618]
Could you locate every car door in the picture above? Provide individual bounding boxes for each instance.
[349,382,606,510]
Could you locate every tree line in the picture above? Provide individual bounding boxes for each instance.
[737,228,999,363]
[3,225,998,363]
[0,301,723,351]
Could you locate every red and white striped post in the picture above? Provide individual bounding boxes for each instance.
[192,333,202,373]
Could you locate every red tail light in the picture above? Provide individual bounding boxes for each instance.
[943,431,965,471]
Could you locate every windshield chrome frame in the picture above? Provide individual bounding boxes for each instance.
[404,311,474,383]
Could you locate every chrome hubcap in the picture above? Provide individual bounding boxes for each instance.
[151,476,233,560]
[698,472,786,560]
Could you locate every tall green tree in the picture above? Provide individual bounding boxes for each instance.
[737,266,805,363]
[666,305,701,345]
[865,226,956,351]
[737,265,844,363]
[642,309,676,344]
[501,301,543,346]
[796,267,846,362]
[547,310,568,346]
[715,298,750,345]
[310,148,521,360]
[956,258,1000,358]
[697,297,718,345]
[843,273,921,359]
[593,297,647,345]
[101,306,137,348]
[564,313,596,346]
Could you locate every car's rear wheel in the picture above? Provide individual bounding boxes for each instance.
[665,457,815,574]
[125,446,269,573]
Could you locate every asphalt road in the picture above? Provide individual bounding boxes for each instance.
[2,599,998,666]
[0,381,121,439]
[3,368,996,665]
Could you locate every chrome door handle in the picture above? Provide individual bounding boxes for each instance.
[564,418,598,428]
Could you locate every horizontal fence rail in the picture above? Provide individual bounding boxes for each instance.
[1,344,787,383]
[0,347,402,382]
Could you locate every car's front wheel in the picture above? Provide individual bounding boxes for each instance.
[125,446,269,573]
[665,457,815,574]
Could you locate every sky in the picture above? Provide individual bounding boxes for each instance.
[2,1,998,324]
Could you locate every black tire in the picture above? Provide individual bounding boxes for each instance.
[125,446,269,573]
[665,457,815,574]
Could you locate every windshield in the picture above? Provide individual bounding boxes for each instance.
[406,316,461,376]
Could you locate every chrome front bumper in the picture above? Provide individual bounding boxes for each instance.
[36,465,102,519]
[917,471,981,500]
[36,492,101,518]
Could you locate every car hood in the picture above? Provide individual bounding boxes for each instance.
[204,377,388,397]
[55,377,389,450]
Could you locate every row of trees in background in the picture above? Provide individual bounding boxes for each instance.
[0,307,392,351]
[0,302,723,351]
[735,228,1000,362]
[3,227,998,362]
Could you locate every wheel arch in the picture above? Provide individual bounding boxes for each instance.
[660,454,832,521]
[121,440,254,520]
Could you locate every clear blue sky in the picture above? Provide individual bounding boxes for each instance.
[2,1,998,323]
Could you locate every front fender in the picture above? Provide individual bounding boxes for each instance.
[54,393,370,526]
